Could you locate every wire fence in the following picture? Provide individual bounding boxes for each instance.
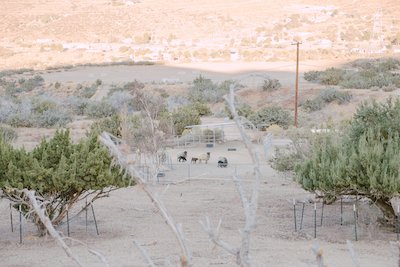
[137,163,269,183]
[292,197,400,242]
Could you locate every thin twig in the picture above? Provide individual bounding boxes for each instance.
[201,86,261,267]
[311,243,324,267]
[21,189,85,267]
[133,240,156,267]
[99,133,192,267]
[346,240,362,267]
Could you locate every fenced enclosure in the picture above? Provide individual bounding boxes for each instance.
[139,163,270,183]
[292,196,400,242]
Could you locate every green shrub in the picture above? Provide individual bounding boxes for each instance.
[296,98,400,222]
[0,124,17,142]
[305,58,400,89]
[64,96,89,115]
[262,78,281,91]
[108,80,145,95]
[84,101,117,118]
[190,102,212,116]
[270,147,302,172]
[188,75,217,103]
[0,130,131,235]
[171,105,201,135]
[319,88,352,104]
[302,88,352,113]
[249,106,291,129]
[304,70,321,82]
[74,84,97,98]
[188,76,235,103]
[35,108,72,128]
[90,114,122,137]
[302,98,325,112]
[224,99,254,119]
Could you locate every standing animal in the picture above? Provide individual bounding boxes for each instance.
[217,157,228,167]
[197,152,211,164]
[177,151,187,162]
[191,157,198,163]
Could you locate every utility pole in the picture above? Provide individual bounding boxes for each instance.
[292,41,301,127]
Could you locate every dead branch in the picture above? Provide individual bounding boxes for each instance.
[346,240,362,267]
[133,240,156,267]
[311,243,325,267]
[21,189,86,267]
[201,86,261,266]
[99,132,192,266]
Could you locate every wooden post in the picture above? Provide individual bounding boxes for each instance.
[292,41,301,127]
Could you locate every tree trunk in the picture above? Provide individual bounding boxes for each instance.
[371,196,396,223]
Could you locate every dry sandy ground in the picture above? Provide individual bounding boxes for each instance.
[0,140,396,267]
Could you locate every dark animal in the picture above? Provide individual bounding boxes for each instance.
[217,157,228,167]
[177,151,187,162]
[191,157,198,163]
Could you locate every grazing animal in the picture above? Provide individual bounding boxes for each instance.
[197,152,211,164]
[177,151,187,162]
[217,157,228,168]
[191,157,198,163]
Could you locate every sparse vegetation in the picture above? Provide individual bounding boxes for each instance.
[188,76,239,103]
[84,100,117,118]
[262,78,281,91]
[304,58,400,90]
[0,124,17,142]
[302,88,352,112]
[249,106,291,129]
[171,105,201,135]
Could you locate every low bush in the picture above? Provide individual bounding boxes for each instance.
[188,76,239,103]
[90,114,122,137]
[171,105,201,135]
[74,84,98,98]
[190,102,212,116]
[249,106,291,129]
[108,80,145,95]
[64,96,89,115]
[84,100,117,118]
[302,98,325,112]
[304,58,400,90]
[224,99,254,119]
[262,78,281,91]
[270,147,302,172]
[166,95,190,111]
[302,88,352,113]
[0,124,17,142]
[107,91,135,112]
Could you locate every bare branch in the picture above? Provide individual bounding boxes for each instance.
[133,240,156,267]
[199,217,239,256]
[21,189,85,267]
[311,243,325,267]
[99,132,192,266]
[346,240,362,267]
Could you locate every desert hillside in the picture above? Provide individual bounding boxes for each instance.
[1,0,400,69]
